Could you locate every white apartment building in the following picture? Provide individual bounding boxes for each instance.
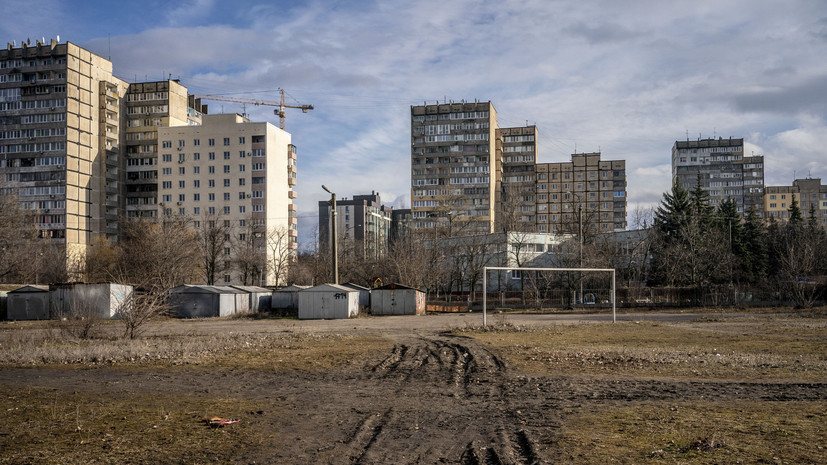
[158,113,297,286]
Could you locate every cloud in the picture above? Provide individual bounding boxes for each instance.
[733,75,827,115]
[29,0,827,244]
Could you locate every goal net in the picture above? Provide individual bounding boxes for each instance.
[482,266,616,326]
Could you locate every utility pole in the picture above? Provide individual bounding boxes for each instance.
[322,185,338,284]
[579,203,583,304]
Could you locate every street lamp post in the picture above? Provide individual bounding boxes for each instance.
[322,185,338,284]
[578,203,583,304]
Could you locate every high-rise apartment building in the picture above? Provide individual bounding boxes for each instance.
[124,80,202,219]
[0,39,128,268]
[498,125,538,231]
[534,153,627,234]
[764,178,827,225]
[318,192,392,260]
[672,137,764,215]
[157,113,297,285]
[410,101,498,233]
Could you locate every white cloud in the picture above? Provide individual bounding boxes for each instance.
[26,0,827,244]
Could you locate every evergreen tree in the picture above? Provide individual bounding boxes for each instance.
[788,195,804,231]
[714,198,745,284]
[741,206,768,284]
[689,171,713,224]
[654,178,691,239]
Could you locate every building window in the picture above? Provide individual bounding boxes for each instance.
[224,151,230,160]
[208,180,215,187]
[239,178,246,186]
[239,137,245,144]
[209,152,215,160]
[178,194,185,202]
[223,138,230,146]
[193,139,200,146]
[179,181,185,188]
[209,193,215,201]
[179,167,185,175]
[239,151,246,158]
[162,154,172,162]
[209,166,215,174]
[208,138,215,146]
[239,165,245,172]
[224,179,231,187]
[224,193,230,201]
[193,153,200,160]
[224,165,231,173]
[223,206,230,214]
[194,166,200,174]
[239,206,246,213]
[194,193,200,201]
[162,181,172,189]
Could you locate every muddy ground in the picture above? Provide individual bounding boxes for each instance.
[1,312,825,464]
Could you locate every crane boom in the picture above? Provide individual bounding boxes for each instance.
[195,89,313,130]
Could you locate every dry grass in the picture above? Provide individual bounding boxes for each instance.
[459,318,827,381]
[1,387,274,465]
[0,320,392,370]
[548,401,827,464]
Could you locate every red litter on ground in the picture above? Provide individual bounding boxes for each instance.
[202,417,241,428]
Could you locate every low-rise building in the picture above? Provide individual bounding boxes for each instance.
[764,178,827,225]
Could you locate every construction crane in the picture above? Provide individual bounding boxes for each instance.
[195,88,313,130]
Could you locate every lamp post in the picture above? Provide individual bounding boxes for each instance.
[578,203,583,304]
[322,185,338,284]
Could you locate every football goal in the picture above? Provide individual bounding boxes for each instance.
[482,266,617,326]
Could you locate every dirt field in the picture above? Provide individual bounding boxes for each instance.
[1,310,825,464]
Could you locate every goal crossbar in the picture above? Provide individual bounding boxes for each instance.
[482,266,616,326]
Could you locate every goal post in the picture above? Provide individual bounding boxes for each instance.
[482,266,616,326]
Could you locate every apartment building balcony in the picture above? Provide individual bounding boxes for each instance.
[288,190,297,199]
[105,154,119,167]
[287,176,296,187]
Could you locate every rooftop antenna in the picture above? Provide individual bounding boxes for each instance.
[108,33,111,60]
[685,129,689,141]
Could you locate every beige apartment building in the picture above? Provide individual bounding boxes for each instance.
[124,80,202,219]
[764,178,827,225]
[498,125,538,231]
[157,113,297,286]
[410,101,498,233]
[0,39,128,270]
[535,153,627,234]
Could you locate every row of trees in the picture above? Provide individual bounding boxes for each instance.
[651,178,827,306]
[0,187,293,289]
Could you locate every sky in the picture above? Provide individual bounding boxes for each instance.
[3,0,826,247]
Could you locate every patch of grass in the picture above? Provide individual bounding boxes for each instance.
[0,321,392,371]
[459,319,827,381]
[0,387,274,465]
[203,333,393,371]
[548,401,827,464]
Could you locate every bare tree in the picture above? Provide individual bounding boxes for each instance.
[195,214,231,285]
[232,220,266,286]
[267,226,293,287]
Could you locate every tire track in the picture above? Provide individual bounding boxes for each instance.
[340,408,392,464]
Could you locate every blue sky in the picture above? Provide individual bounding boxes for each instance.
[4,0,827,247]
